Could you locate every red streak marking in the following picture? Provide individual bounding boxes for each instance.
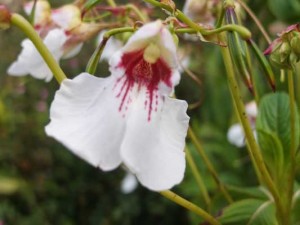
[116,50,172,121]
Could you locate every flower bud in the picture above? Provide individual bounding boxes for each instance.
[183,0,216,25]
[279,41,291,63]
[51,4,81,30]
[265,23,300,69]
[269,43,291,69]
[160,0,176,12]
[289,52,299,67]
[24,0,51,27]
[290,32,300,55]
[0,5,11,30]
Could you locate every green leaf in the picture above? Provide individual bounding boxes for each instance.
[256,92,300,176]
[247,201,277,225]
[218,199,265,225]
[255,129,284,177]
[267,0,300,23]
[227,185,269,200]
[292,189,300,224]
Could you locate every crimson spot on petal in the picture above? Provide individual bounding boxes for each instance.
[116,49,172,121]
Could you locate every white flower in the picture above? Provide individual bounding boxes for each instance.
[7,29,67,82]
[97,30,123,62]
[45,21,190,191]
[121,172,138,194]
[8,2,93,81]
[227,101,258,148]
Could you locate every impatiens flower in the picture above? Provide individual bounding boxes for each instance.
[7,29,67,82]
[227,101,257,148]
[8,1,106,81]
[45,21,190,191]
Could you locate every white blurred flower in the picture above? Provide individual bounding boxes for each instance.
[7,29,67,82]
[45,21,189,191]
[8,1,104,81]
[227,101,258,148]
[183,0,216,25]
[121,172,138,194]
[23,0,52,33]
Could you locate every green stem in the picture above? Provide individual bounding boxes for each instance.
[29,0,37,25]
[144,0,251,40]
[125,4,148,22]
[86,27,135,74]
[215,5,225,28]
[188,127,233,203]
[160,191,222,225]
[175,25,251,39]
[185,146,211,209]
[236,0,271,44]
[247,39,276,92]
[10,13,66,83]
[285,69,296,225]
[104,26,135,37]
[288,70,296,168]
[219,33,285,222]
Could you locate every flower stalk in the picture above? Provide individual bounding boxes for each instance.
[144,0,251,40]
[86,27,134,74]
[185,146,211,209]
[160,190,221,225]
[188,127,233,203]
[219,33,288,224]
[283,69,297,225]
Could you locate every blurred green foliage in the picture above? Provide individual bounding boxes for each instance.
[0,0,300,224]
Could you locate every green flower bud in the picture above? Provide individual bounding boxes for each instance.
[279,41,291,63]
[289,51,299,68]
[270,45,291,69]
[290,32,300,55]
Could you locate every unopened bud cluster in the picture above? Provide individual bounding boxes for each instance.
[265,23,300,69]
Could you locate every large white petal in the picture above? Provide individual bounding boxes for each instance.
[120,91,189,191]
[122,20,164,52]
[7,29,67,82]
[45,73,127,171]
[122,20,178,69]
